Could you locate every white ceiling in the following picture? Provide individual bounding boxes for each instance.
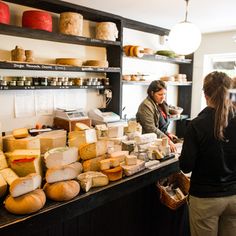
[64,0,236,33]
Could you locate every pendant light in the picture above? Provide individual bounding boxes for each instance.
[168,0,201,55]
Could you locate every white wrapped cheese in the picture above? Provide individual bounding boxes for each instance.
[134,133,157,144]
[121,159,145,176]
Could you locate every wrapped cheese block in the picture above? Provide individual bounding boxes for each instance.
[96,22,118,41]
[46,162,83,183]
[5,189,46,215]
[83,60,109,68]
[68,129,97,149]
[77,171,109,192]
[82,155,106,172]
[102,166,122,181]
[0,168,18,185]
[59,12,83,36]
[79,140,107,160]
[3,135,40,152]
[8,149,42,177]
[38,130,67,154]
[0,151,8,170]
[43,180,80,201]
[44,147,78,169]
[22,10,52,32]
[10,173,41,198]
[0,1,10,24]
[12,128,28,139]
[56,58,83,66]
[121,159,145,176]
[0,173,7,197]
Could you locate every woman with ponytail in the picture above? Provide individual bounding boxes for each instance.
[179,71,236,236]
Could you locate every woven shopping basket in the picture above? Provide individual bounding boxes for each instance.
[156,172,190,210]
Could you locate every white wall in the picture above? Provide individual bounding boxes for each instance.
[192,30,236,118]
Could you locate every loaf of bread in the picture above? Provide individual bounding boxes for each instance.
[43,180,80,201]
[5,189,46,215]
[46,162,83,183]
[102,166,122,181]
[10,173,41,198]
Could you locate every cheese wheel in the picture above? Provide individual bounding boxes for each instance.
[99,159,111,171]
[102,166,122,181]
[43,180,80,201]
[59,12,83,36]
[123,45,132,56]
[10,173,42,198]
[46,162,83,183]
[133,46,144,58]
[83,60,108,68]
[55,58,83,67]
[22,10,52,32]
[5,189,46,215]
[96,22,118,41]
[12,128,28,139]
[0,1,10,24]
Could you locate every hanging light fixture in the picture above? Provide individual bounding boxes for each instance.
[168,0,201,55]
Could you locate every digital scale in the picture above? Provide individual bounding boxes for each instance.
[55,108,88,121]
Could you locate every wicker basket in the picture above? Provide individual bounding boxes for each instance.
[156,172,190,210]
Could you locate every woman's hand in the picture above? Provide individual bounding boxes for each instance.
[169,140,177,153]
[167,132,178,141]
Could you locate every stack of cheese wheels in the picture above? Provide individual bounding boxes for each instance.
[59,12,83,36]
[43,147,82,201]
[5,173,46,215]
[22,10,52,32]
[96,22,118,41]
[83,60,109,68]
[0,1,10,24]
[55,58,83,67]
[99,150,129,181]
[123,45,144,58]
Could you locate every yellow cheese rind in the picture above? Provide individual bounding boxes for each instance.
[12,128,28,139]
[102,166,123,181]
[82,155,106,172]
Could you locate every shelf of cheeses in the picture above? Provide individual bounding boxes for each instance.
[0,121,180,216]
[122,80,192,86]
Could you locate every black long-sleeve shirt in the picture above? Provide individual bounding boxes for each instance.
[179,106,236,197]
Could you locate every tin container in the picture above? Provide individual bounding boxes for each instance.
[1,80,7,86]
[40,78,48,86]
[17,80,24,86]
[24,80,32,86]
[10,81,17,86]
[33,77,40,86]
[56,81,62,86]
[50,81,57,86]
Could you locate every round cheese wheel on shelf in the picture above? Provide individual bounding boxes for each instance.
[5,189,46,215]
[59,12,83,36]
[83,60,108,67]
[56,58,83,66]
[0,1,10,24]
[22,10,52,32]
[96,22,118,41]
[102,166,123,181]
[43,180,80,201]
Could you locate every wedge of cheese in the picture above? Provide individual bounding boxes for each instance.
[0,168,19,185]
[46,162,83,183]
[38,130,67,154]
[10,173,42,198]
[74,122,90,131]
[12,128,28,139]
[3,135,40,152]
[8,149,42,177]
[77,171,109,192]
[82,155,106,172]
[44,147,78,169]
[0,151,8,170]
[0,173,7,197]
[99,159,111,171]
[110,151,129,163]
[79,141,107,160]
[68,129,97,149]
[121,159,145,176]
[125,155,137,166]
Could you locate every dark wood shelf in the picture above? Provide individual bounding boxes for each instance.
[0,61,121,73]
[0,160,179,235]
[123,54,192,64]
[122,80,192,86]
[0,85,111,90]
[0,24,121,48]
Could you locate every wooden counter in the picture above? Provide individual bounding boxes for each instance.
[0,159,189,236]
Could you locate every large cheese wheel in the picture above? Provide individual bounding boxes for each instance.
[96,22,118,41]
[102,166,123,181]
[5,189,46,215]
[22,10,52,32]
[59,12,83,36]
[43,180,80,201]
[83,60,108,68]
[56,58,83,67]
[0,1,10,24]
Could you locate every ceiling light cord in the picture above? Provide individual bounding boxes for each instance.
[184,0,189,22]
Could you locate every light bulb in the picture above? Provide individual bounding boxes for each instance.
[168,21,202,55]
